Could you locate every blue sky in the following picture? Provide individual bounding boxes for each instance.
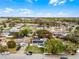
[0,0,79,17]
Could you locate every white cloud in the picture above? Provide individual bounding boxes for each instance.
[0,8,77,17]
[69,0,74,2]
[27,0,38,3]
[33,11,75,17]
[34,0,38,2]
[56,12,67,17]
[36,12,53,17]
[49,0,58,6]
[27,0,33,3]
[0,8,75,17]
[17,9,32,17]
[0,8,14,15]
[54,11,75,17]
[3,8,14,13]
[49,0,74,6]
[58,0,66,5]
[0,8,32,17]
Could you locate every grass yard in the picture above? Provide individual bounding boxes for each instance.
[25,45,44,54]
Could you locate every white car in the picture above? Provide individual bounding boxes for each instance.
[20,43,27,47]
[1,52,10,55]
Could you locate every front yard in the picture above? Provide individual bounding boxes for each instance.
[25,45,44,54]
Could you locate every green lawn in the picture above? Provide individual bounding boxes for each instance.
[25,45,44,54]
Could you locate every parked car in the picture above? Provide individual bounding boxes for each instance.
[1,51,10,55]
[71,50,76,55]
[25,51,32,55]
[20,43,27,47]
[44,53,51,55]
[60,57,68,59]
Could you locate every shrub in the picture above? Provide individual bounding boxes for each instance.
[7,41,16,49]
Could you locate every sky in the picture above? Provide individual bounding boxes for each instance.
[0,0,79,17]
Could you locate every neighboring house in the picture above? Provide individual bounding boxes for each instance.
[53,32,68,38]
[14,23,24,28]
[2,30,10,37]
[0,37,7,46]
[1,27,21,37]
[26,24,39,27]
[31,38,47,47]
[0,37,4,43]
[0,41,7,46]
[9,27,21,33]
[2,29,13,38]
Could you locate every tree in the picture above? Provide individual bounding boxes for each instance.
[65,41,77,54]
[13,32,21,38]
[2,22,7,27]
[13,28,31,38]
[0,26,4,33]
[7,41,16,49]
[0,45,8,53]
[44,38,65,54]
[9,22,15,27]
[65,27,79,44]
[0,45,5,53]
[35,29,52,38]
[21,28,30,36]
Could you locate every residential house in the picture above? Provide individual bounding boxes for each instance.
[31,38,47,47]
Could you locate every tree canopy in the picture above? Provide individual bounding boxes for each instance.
[13,28,31,38]
[35,29,52,38]
[7,41,16,49]
[65,26,79,44]
[44,38,65,54]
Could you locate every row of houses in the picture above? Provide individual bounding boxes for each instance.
[0,22,70,48]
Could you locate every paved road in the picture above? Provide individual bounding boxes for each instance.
[0,54,79,59]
